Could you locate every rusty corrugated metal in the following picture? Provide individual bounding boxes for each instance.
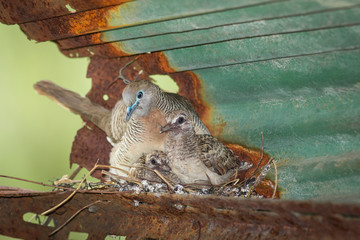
[1,186,360,239]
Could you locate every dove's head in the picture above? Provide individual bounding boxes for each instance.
[145,151,171,172]
[160,110,193,135]
[123,79,161,121]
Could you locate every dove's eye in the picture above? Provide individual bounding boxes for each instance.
[150,159,156,165]
[136,90,144,99]
[177,117,185,124]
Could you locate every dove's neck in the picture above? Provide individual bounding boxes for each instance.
[166,128,198,161]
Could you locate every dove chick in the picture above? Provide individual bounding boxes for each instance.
[161,111,244,186]
[130,151,180,184]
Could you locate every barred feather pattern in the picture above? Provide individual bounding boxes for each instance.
[197,135,240,175]
[109,117,145,176]
[110,100,127,142]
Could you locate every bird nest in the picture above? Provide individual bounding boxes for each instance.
[53,157,273,202]
[39,133,278,224]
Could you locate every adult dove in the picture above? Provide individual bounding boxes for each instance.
[34,74,209,177]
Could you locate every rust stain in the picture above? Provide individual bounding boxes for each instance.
[207,112,227,137]
[255,179,280,199]
[225,143,270,174]
[171,71,211,125]
[70,122,112,179]
[138,52,176,74]
[60,41,129,58]
[0,0,130,25]
[210,121,227,137]
[57,32,103,49]
[66,8,110,36]
[224,141,279,198]
[19,3,130,41]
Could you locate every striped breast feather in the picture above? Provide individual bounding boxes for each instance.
[122,119,145,147]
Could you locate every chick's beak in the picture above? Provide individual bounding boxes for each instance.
[161,164,171,172]
[160,122,175,134]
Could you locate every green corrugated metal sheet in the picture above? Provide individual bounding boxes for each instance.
[103,3,360,56]
[198,50,360,201]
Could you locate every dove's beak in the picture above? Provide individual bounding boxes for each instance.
[126,100,139,122]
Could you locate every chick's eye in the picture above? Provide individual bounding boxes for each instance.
[150,159,156,165]
[177,117,185,124]
[137,90,144,99]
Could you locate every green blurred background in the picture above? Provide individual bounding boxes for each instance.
[0,23,91,191]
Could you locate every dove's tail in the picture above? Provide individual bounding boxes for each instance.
[34,80,112,136]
